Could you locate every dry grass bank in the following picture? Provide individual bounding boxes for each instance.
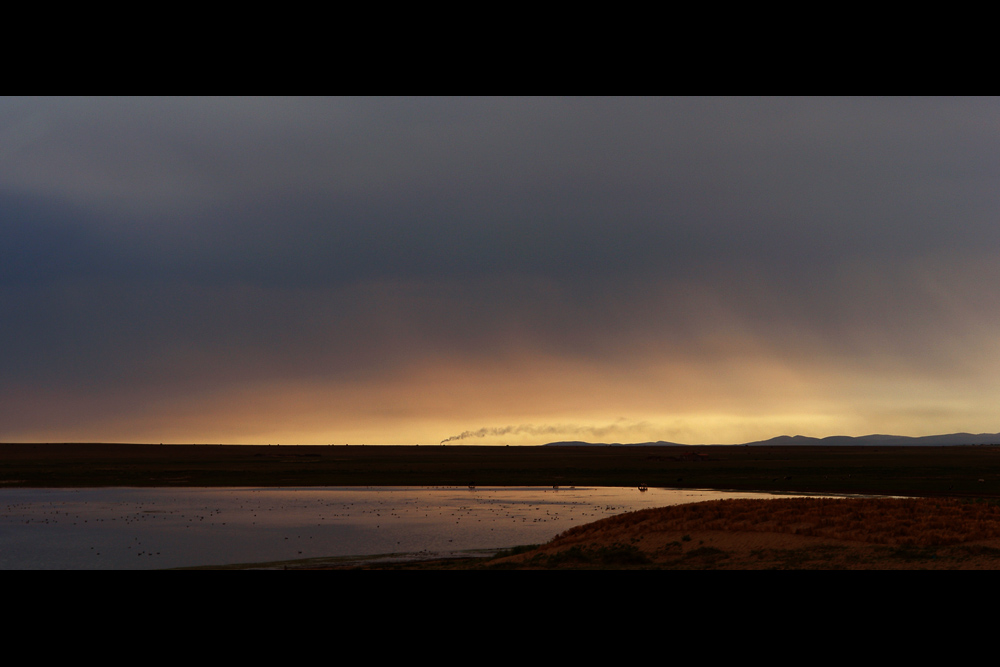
[485,497,1000,569]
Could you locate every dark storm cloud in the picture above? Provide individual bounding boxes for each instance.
[4,97,998,288]
[2,97,999,441]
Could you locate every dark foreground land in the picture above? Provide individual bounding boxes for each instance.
[3,442,1000,499]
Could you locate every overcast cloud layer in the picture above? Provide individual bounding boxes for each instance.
[2,97,998,444]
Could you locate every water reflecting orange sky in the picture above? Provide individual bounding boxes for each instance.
[0,486,837,569]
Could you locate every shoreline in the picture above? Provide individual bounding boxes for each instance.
[175,548,505,570]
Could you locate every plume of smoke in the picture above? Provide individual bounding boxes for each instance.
[439,421,652,445]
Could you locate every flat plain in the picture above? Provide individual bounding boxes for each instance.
[3,442,1000,498]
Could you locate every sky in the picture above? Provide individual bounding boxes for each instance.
[1,96,998,445]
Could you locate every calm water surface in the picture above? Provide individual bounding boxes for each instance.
[0,486,809,569]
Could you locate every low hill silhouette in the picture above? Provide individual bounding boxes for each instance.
[544,432,1000,447]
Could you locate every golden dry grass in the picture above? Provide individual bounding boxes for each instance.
[486,497,1000,569]
[553,497,1000,548]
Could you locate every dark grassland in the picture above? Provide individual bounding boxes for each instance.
[2,443,1000,498]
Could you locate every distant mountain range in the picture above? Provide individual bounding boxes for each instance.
[544,432,1000,447]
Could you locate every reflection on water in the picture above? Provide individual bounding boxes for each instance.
[0,486,807,569]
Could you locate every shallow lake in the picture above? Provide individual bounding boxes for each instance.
[0,486,820,569]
